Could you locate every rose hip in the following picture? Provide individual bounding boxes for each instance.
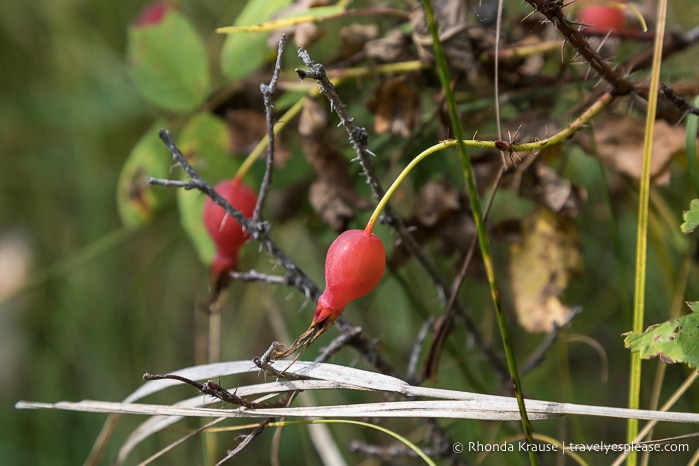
[203,178,257,274]
[312,229,386,327]
[274,228,385,359]
[133,2,174,27]
[578,3,626,34]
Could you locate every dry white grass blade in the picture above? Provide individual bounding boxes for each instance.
[16,396,699,424]
[124,361,257,402]
[15,360,699,464]
[118,380,342,462]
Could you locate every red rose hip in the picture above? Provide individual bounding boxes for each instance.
[578,2,626,34]
[313,229,386,326]
[133,2,174,28]
[203,178,257,273]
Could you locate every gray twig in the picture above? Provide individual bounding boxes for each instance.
[151,129,319,301]
[228,270,295,286]
[407,317,434,383]
[215,419,272,465]
[315,325,363,363]
[254,33,287,224]
[520,306,582,375]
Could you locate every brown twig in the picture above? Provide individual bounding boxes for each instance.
[524,0,634,95]
[143,373,260,409]
[524,0,699,116]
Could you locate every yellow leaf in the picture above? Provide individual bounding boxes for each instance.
[509,207,582,333]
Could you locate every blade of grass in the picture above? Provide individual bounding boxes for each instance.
[284,419,437,466]
[627,1,667,465]
[417,0,537,463]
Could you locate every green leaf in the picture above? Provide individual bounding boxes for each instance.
[623,302,699,370]
[117,122,172,228]
[219,0,293,80]
[127,8,209,112]
[681,198,699,234]
[176,113,242,265]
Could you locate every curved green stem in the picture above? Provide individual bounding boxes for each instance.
[281,419,437,466]
[364,91,614,234]
[365,141,450,234]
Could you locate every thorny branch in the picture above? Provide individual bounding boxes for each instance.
[295,49,445,281]
[525,0,699,116]
[148,130,319,301]
[525,0,634,95]
[295,47,510,383]
[150,130,401,379]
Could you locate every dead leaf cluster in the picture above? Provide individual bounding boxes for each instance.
[299,97,371,231]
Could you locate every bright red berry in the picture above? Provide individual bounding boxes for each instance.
[578,4,626,34]
[313,229,386,326]
[133,2,174,28]
[203,178,257,273]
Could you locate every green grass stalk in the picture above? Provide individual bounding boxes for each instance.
[417,0,537,463]
[627,1,667,464]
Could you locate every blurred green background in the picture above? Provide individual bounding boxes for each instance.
[2,1,699,465]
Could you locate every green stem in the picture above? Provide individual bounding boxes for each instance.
[365,141,450,234]
[418,1,537,463]
[365,91,614,233]
[278,419,437,466]
[627,2,667,465]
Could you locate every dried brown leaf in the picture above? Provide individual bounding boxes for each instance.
[225,109,267,154]
[367,78,420,137]
[585,116,685,184]
[225,109,292,167]
[298,97,328,138]
[410,0,476,74]
[340,23,379,60]
[299,98,370,230]
[517,160,587,217]
[389,181,475,269]
[509,207,582,333]
[365,29,412,62]
[309,179,354,231]
[412,179,460,226]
